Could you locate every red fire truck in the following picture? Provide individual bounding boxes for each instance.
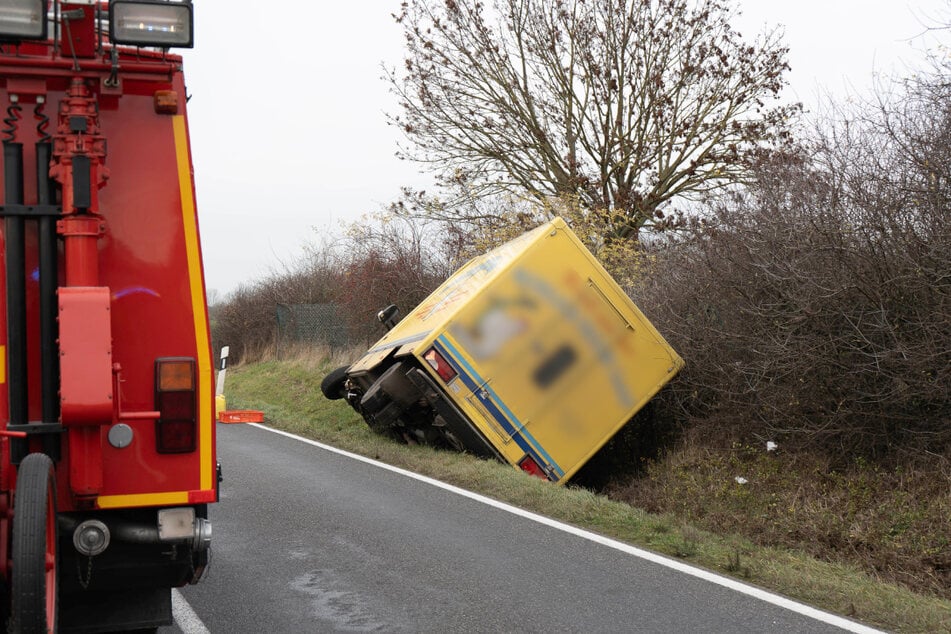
[0,2,216,631]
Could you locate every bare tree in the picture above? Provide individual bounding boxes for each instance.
[389,0,799,238]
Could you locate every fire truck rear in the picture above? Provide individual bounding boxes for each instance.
[0,2,215,631]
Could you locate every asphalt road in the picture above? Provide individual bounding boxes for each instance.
[169,423,879,633]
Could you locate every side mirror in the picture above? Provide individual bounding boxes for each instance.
[377,304,399,331]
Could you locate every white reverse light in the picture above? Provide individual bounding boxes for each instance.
[157,506,196,540]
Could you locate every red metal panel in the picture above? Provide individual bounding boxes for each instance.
[60,4,98,58]
[58,287,113,425]
[94,77,213,501]
[0,49,215,510]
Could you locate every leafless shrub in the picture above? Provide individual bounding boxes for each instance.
[211,262,340,362]
[327,213,456,342]
[211,214,454,361]
[635,65,950,460]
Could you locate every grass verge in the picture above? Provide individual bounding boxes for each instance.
[223,355,951,633]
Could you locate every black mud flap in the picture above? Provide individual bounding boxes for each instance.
[59,586,171,633]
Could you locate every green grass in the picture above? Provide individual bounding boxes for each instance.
[223,356,951,633]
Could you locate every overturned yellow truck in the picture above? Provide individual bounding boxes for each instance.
[321,217,683,483]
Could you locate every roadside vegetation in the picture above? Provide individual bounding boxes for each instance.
[223,352,950,633]
[211,1,949,631]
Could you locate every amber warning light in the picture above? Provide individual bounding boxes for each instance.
[153,90,178,115]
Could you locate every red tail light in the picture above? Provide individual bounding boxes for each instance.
[518,455,548,480]
[155,357,197,453]
[423,347,457,383]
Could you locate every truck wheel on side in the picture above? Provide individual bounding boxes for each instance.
[10,453,58,634]
[320,366,350,400]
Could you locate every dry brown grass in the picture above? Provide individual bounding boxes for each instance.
[239,341,365,370]
[608,423,951,601]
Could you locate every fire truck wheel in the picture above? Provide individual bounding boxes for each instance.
[10,453,58,634]
[320,366,350,400]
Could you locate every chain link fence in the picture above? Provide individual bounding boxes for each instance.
[275,303,350,353]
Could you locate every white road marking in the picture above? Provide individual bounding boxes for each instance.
[251,423,886,634]
[172,588,211,634]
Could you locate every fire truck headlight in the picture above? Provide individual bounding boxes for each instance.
[0,0,47,41]
[109,0,193,49]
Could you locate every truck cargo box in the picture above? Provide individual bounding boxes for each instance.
[324,217,683,484]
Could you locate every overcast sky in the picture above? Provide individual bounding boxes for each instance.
[180,1,947,299]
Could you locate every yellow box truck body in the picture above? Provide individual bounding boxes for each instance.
[325,217,683,483]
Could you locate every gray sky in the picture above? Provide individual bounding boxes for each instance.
[181,1,947,299]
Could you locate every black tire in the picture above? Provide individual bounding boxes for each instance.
[10,453,58,634]
[320,366,350,400]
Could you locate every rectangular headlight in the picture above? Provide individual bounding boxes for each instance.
[109,0,193,48]
[0,0,47,41]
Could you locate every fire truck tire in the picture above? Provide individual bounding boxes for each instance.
[320,366,350,400]
[10,453,58,634]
